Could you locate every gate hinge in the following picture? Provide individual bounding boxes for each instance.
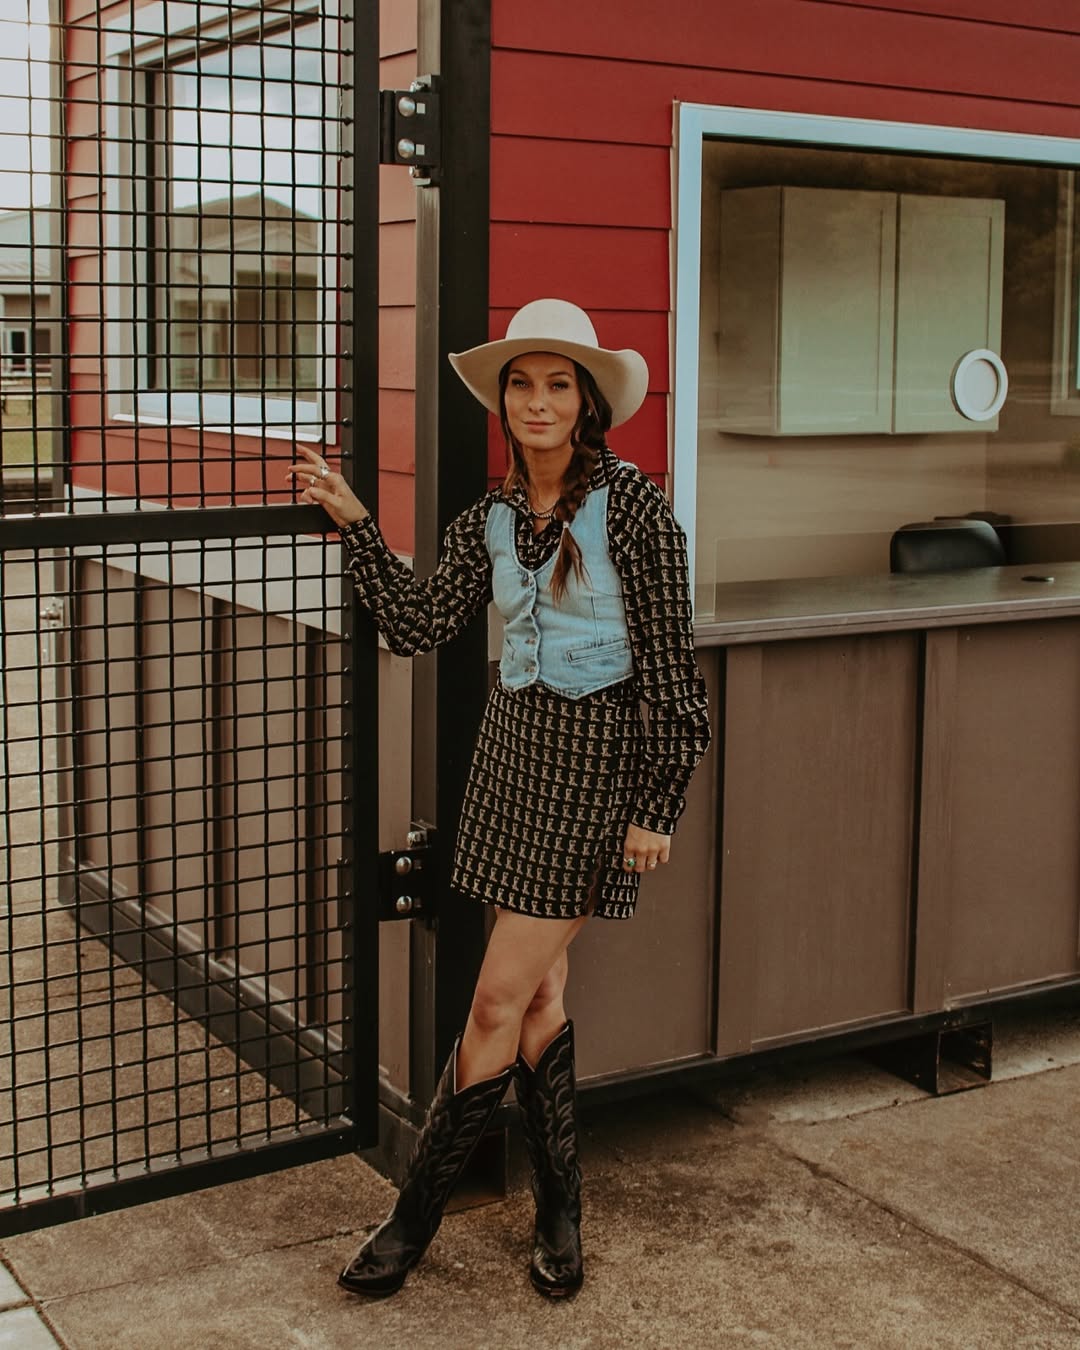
[378,822,437,921]
[379,75,441,186]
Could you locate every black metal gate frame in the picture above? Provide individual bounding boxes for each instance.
[0,0,381,1233]
[1,512,379,1236]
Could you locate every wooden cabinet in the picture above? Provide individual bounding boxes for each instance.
[712,187,1004,436]
[894,194,1005,433]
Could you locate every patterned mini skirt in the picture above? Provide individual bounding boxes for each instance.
[451,677,644,920]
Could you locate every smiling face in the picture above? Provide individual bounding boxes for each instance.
[502,352,583,460]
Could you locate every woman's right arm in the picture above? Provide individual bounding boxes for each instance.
[340,499,493,657]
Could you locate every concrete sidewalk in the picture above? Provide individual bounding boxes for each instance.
[1,999,1078,1350]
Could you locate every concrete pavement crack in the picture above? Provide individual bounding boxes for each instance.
[765,1132,1080,1332]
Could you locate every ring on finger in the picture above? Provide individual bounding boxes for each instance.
[318,464,330,479]
[646,859,658,870]
[623,856,636,871]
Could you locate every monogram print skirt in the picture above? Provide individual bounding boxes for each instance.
[451,678,644,920]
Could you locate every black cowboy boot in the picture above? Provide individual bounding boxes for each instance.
[514,1020,584,1298]
[338,1038,513,1297]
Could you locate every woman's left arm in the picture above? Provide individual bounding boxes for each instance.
[610,469,712,839]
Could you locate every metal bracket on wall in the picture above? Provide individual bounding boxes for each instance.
[378,823,437,922]
[379,76,441,185]
[866,1019,993,1096]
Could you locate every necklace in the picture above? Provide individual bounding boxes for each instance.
[528,496,560,521]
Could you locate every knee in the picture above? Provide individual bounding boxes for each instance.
[469,973,529,1037]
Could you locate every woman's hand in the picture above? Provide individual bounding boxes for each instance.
[621,823,671,875]
[285,446,369,529]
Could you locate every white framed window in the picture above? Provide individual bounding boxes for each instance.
[103,0,341,442]
[673,106,1080,616]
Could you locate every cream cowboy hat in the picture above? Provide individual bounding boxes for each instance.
[448,298,649,428]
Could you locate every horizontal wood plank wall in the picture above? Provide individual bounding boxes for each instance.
[378,4,418,552]
[816,0,1080,31]
[63,0,416,544]
[489,0,1080,489]
[65,0,127,502]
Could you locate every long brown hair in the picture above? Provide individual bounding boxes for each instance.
[498,360,613,603]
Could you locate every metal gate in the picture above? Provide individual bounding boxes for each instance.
[0,0,380,1232]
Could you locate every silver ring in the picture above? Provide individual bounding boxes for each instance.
[646,860,657,870]
[318,464,330,479]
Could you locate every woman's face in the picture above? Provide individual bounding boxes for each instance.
[503,352,582,458]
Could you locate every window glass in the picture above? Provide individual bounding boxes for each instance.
[695,140,1079,615]
[155,22,326,403]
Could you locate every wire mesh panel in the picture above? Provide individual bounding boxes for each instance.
[1,538,355,1206]
[0,0,380,1229]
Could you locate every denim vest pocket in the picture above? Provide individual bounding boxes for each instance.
[566,636,630,664]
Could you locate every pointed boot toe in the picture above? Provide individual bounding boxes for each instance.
[338,1039,512,1297]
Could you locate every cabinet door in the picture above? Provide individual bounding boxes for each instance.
[713,187,895,436]
[893,194,1005,434]
[778,188,897,435]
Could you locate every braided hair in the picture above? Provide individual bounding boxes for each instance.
[498,360,614,603]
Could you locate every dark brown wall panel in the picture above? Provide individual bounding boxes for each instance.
[941,620,1080,1000]
[139,584,214,933]
[571,649,721,1080]
[719,634,918,1050]
[73,560,141,901]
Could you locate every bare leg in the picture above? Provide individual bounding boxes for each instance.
[457,910,588,1089]
[519,948,572,1067]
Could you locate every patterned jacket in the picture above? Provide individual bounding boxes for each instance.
[340,447,711,835]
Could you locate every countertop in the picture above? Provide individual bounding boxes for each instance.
[694,561,1080,645]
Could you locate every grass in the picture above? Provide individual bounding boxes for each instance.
[1,390,55,469]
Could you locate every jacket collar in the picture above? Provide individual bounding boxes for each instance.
[502,446,618,518]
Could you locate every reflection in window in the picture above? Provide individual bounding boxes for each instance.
[693,140,1080,612]
[154,22,328,405]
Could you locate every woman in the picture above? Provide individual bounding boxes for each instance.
[286,298,710,1300]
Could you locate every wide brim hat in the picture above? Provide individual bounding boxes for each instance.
[448,298,649,428]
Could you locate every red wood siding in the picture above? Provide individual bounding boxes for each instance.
[63,0,417,548]
[378,5,417,552]
[818,0,1080,32]
[65,1,137,501]
[489,0,1080,487]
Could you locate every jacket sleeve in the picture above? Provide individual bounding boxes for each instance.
[340,498,493,657]
[609,469,712,835]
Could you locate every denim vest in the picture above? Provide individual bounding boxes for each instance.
[486,479,634,699]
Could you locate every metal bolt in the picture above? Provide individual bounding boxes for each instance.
[394,855,413,876]
[397,94,417,117]
[397,137,416,160]
[395,895,414,915]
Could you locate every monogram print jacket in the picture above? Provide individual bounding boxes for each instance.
[340,448,711,835]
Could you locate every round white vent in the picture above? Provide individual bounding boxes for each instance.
[950,349,1008,422]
